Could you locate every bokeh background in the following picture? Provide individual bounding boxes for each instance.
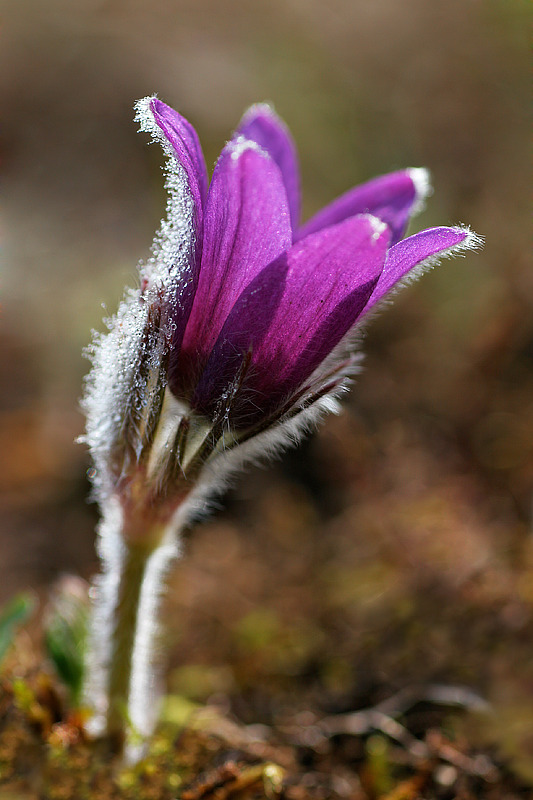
[1,0,532,780]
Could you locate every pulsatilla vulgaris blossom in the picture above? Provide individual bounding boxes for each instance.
[82,97,481,754]
[84,97,481,542]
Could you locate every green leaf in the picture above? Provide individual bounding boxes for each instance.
[0,593,36,666]
[44,579,88,705]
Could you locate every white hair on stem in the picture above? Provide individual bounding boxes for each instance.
[125,531,180,761]
[83,382,342,753]
[82,95,198,748]
[82,498,125,736]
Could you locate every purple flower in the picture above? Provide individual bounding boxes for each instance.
[137,98,480,431]
[81,100,482,749]
[83,97,481,506]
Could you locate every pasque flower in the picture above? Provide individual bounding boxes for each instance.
[86,98,480,517]
[82,96,481,755]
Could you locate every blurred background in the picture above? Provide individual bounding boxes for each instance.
[1,0,531,779]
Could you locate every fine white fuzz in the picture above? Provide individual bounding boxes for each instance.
[83,498,126,735]
[82,97,198,506]
[359,226,485,330]
[81,292,151,500]
[227,134,270,161]
[385,225,483,299]
[172,394,344,530]
[126,530,180,759]
[82,96,199,747]
[135,95,198,289]
[239,101,277,124]
[407,167,432,217]
[448,225,484,254]
[239,101,293,139]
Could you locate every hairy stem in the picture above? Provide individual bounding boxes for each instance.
[83,502,179,760]
[105,542,153,753]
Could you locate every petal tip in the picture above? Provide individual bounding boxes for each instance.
[226,134,269,162]
[242,101,275,117]
[134,95,171,154]
[407,167,433,216]
[240,101,284,128]
[134,95,158,130]
[451,225,484,253]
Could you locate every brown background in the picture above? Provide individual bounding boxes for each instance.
[1,0,531,779]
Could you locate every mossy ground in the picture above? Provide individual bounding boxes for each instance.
[0,640,530,800]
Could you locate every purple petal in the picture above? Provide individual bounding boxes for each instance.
[237,104,301,232]
[175,138,292,393]
[362,225,483,316]
[135,97,209,363]
[194,215,390,424]
[296,169,431,246]
[146,97,208,215]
